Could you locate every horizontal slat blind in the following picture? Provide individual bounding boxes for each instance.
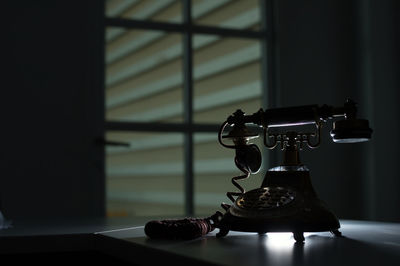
[105,0,262,217]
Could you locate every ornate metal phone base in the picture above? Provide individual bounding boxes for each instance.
[216,168,341,242]
[215,100,373,242]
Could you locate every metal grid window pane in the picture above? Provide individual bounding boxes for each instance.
[105,29,184,122]
[104,0,274,217]
[193,0,260,30]
[106,131,184,217]
[193,35,262,123]
[106,0,182,23]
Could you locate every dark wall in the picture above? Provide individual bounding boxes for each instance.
[277,0,399,222]
[359,0,400,221]
[1,0,398,223]
[1,1,105,220]
[276,0,362,220]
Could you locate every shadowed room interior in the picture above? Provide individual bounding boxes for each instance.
[1,0,399,263]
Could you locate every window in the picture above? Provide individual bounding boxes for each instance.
[104,0,277,218]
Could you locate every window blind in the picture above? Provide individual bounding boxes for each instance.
[105,0,263,217]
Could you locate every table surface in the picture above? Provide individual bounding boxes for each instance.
[96,220,400,266]
[1,219,400,266]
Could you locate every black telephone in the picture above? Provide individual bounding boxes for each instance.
[145,99,372,242]
[215,99,372,242]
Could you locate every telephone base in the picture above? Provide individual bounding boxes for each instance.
[216,167,341,242]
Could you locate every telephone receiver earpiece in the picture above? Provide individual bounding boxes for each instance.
[234,144,262,174]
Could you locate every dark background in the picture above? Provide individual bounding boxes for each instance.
[1,0,399,222]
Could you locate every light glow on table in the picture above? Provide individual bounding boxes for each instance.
[262,232,312,253]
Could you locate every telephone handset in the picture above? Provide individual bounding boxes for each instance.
[145,99,372,242]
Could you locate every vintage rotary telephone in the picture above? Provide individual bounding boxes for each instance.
[215,99,372,242]
[145,99,372,242]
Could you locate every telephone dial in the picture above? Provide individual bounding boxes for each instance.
[145,99,372,242]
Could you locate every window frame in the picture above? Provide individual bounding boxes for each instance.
[104,0,278,216]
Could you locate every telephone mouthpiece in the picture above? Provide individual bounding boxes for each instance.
[330,119,373,143]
